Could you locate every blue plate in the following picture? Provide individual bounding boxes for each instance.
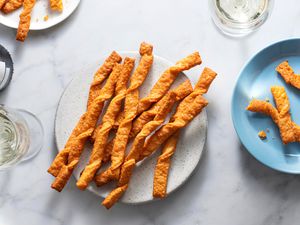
[232,38,300,173]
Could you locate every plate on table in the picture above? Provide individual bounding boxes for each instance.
[55,52,208,204]
[0,0,80,30]
[232,38,300,173]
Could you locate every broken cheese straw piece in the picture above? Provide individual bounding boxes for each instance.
[76,58,135,190]
[50,0,63,12]
[48,54,121,177]
[276,61,300,89]
[88,51,122,110]
[130,79,193,138]
[102,184,128,209]
[49,64,122,192]
[137,52,202,114]
[152,67,217,198]
[1,0,23,13]
[246,86,297,144]
[101,92,176,208]
[16,0,36,42]
[94,42,154,186]
[153,131,180,198]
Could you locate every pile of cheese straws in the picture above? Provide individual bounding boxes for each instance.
[48,42,217,209]
[0,0,63,41]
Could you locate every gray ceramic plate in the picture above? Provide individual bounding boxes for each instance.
[55,52,207,204]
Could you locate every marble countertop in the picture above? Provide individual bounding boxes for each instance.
[1,1,300,224]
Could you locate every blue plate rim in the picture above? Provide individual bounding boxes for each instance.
[231,37,300,174]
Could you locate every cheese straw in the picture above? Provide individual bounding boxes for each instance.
[102,184,128,209]
[101,92,176,208]
[48,63,122,192]
[87,51,122,109]
[76,58,135,190]
[94,42,154,186]
[153,131,180,198]
[247,86,299,144]
[16,0,36,42]
[276,61,300,89]
[137,52,202,114]
[152,67,217,198]
[1,0,23,13]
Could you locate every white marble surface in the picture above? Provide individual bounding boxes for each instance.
[1,1,300,224]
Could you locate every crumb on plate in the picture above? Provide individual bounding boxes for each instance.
[44,15,49,21]
[258,130,267,140]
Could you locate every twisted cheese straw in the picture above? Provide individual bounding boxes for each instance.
[48,52,122,177]
[87,51,122,109]
[153,131,179,198]
[247,86,298,144]
[1,0,23,13]
[94,42,154,186]
[152,67,217,198]
[49,64,122,192]
[76,58,135,190]
[16,0,36,42]
[102,92,176,209]
[50,0,63,11]
[137,52,202,114]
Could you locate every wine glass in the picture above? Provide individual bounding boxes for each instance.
[209,0,274,37]
[0,105,44,170]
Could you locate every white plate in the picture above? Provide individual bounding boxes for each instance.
[0,0,80,30]
[55,52,207,204]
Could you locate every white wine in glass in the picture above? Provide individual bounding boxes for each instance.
[209,0,273,37]
[0,106,44,170]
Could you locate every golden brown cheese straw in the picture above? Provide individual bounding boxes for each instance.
[151,67,217,197]
[94,42,153,186]
[0,0,8,9]
[87,51,122,109]
[276,61,300,89]
[131,79,193,137]
[76,58,135,190]
[153,131,179,198]
[118,159,135,187]
[140,95,208,160]
[102,184,128,209]
[1,0,23,13]
[16,0,35,42]
[50,0,63,12]
[48,64,122,192]
[137,52,202,114]
[247,86,298,144]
